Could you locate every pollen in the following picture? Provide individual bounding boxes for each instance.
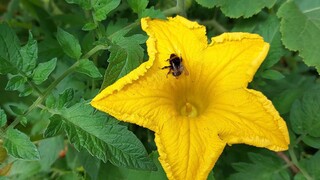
[180,102,198,117]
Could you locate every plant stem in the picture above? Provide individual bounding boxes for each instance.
[176,0,186,16]
[276,152,299,174]
[288,149,313,180]
[163,7,180,16]
[5,62,79,131]
[202,19,228,34]
[163,0,186,17]
[26,79,44,97]
[82,45,108,59]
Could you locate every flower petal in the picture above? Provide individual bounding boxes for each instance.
[92,16,209,132]
[141,16,207,70]
[91,68,175,132]
[212,88,289,151]
[155,116,225,180]
[203,33,269,92]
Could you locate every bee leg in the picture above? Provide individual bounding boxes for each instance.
[162,66,171,69]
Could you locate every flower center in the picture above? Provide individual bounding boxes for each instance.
[180,101,198,117]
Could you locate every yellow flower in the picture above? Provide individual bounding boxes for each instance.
[91,16,289,180]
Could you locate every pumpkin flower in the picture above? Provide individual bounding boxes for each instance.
[91,16,289,180]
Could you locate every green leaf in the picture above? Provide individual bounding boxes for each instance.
[299,151,320,178]
[195,0,215,8]
[58,88,74,109]
[56,28,82,59]
[20,31,38,72]
[45,93,56,109]
[230,152,290,180]
[261,69,285,80]
[213,0,276,18]
[3,128,40,160]
[290,87,320,137]
[255,15,285,69]
[269,75,314,114]
[82,22,98,31]
[98,151,165,180]
[32,58,57,84]
[127,0,148,14]
[52,102,156,170]
[102,35,146,88]
[278,1,320,73]
[8,160,41,178]
[0,23,23,74]
[302,135,320,149]
[9,105,24,115]
[78,150,101,180]
[65,0,92,10]
[5,75,26,91]
[44,114,65,138]
[38,136,65,171]
[93,0,121,21]
[0,108,7,127]
[75,59,102,78]
[106,18,135,41]
[139,7,166,19]
[19,86,33,97]
[19,116,28,127]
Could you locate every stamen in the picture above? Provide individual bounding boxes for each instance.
[181,102,198,117]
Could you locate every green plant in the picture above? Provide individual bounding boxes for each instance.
[0,0,319,179]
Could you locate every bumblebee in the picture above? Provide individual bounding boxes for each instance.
[162,54,188,77]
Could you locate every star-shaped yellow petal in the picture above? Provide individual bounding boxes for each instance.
[91,16,289,180]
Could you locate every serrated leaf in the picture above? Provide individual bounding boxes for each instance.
[230,152,290,180]
[3,128,40,160]
[261,69,285,80]
[0,24,23,74]
[20,31,38,72]
[0,108,7,127]
[5,75,26,91]
[57,28,82,59]
[44,114,65,138]
[58,88,74,109]
[214,0,276,18]
[93,0,121,21]
[99,151,165,180]
[127,0,148,14]
[32,58,57,84]
[75,59,102,78]
[139,7,166,19]
[58,102,156,170]
[19,86,33,97]
[290,88,320,137]
[101,35,146,88]
[277,0,320,73]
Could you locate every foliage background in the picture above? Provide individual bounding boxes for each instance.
[0,0,320,179]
